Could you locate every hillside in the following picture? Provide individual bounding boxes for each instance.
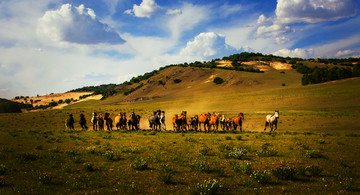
[0,98,22,113]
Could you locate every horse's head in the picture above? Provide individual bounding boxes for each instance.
[240,112,245,120]
[274,110,279,118]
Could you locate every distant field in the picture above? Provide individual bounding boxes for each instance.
[0,66,359,194]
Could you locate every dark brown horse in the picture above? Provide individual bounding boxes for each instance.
[97,114,104,131]
[172,111,187,132]
[65,114,75,130]
[128,112,140,130]
[104,112,113,131]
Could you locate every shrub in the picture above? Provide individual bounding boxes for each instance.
[339,177,354,190]
[190,160,211,172]
[173,79,182,83]
[17,153,38,162]
[230,161,252,174]
[213,77,224,84]
[185,137,198,143]
[305,150,323,158]
[225,136,232,140]
[228,148,248,159]
[250,170,272,184]
[256,144,278,157]
[0,164,7,175]
[104,150,115,161]
[236,135,242,140]
[306,165,323,176]
[272,164,297,180]
[193,178,223,195]
[131,158,148,170]
[86,146,96,154]
[83,163,96,172]
[38,172,53,185]
[158,164,174,184]
[198,146,211,156]
[0,177,5,187]
[218,143,233,152]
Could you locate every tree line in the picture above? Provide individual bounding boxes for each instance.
[293,63,360,85]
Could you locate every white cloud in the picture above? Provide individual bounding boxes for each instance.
[276,0,357,23]
[273,48,314,58]
[275,36,290,45]
[166,9,182,15]
[256,24,293,37]
[167,3,209,39]
[257,14,271,25]
[219,3,243,18]
[124,0,161,18]
[37,4,125,45]
[179,32,237,61]
[335,49,360,58]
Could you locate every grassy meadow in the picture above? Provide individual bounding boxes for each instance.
[0,67,359,194]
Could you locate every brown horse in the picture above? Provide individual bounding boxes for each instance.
[209,112,221,131]
[65,114,75,130]
[172,111,187,132]
[232,113,245,131]
[198,112,211,133]
[97,114,104,131]
[104,112,113,131]
[172,114,178,131]
[115,112,127,130]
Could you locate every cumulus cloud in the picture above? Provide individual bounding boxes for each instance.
[335,49,360,58]
[179,32,237,60]
[257,14,271,25]
[37,4,125,45]
[273,48,314,58]
[256,24,293,37]
[276,0,357,23]
[124,0,161,18]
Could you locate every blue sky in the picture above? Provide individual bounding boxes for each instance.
[0,0,359,99]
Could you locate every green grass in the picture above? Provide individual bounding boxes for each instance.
[0,128,359,194]
[1,67,359,193]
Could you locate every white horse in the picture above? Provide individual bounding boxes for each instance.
[264,110,279,133]
[91,112,98,130]
[160,111,166,131]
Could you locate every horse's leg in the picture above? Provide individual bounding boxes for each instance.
[264,122,268,131]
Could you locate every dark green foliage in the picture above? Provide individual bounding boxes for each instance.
[193,178,223,195]
[173,78,182,83]
[213,77,224,84]
[293,63,358,85]
[131,158,148,170]
[158,164,174,184]
[272,164,297,180]
[230,161,252,174]
[123,83,144,96]
[305,150,323,158]
[0,98,22,113]
[305,165,323,176]
[249,170,272,184]
[190,160,211,172]
[68,84,116,93]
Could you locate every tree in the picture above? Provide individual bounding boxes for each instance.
[213,77,224,84]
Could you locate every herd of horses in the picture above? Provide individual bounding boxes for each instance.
[65,110,280,133]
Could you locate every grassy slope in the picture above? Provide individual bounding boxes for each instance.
[0,65,359,194]
[67,66,360,134]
